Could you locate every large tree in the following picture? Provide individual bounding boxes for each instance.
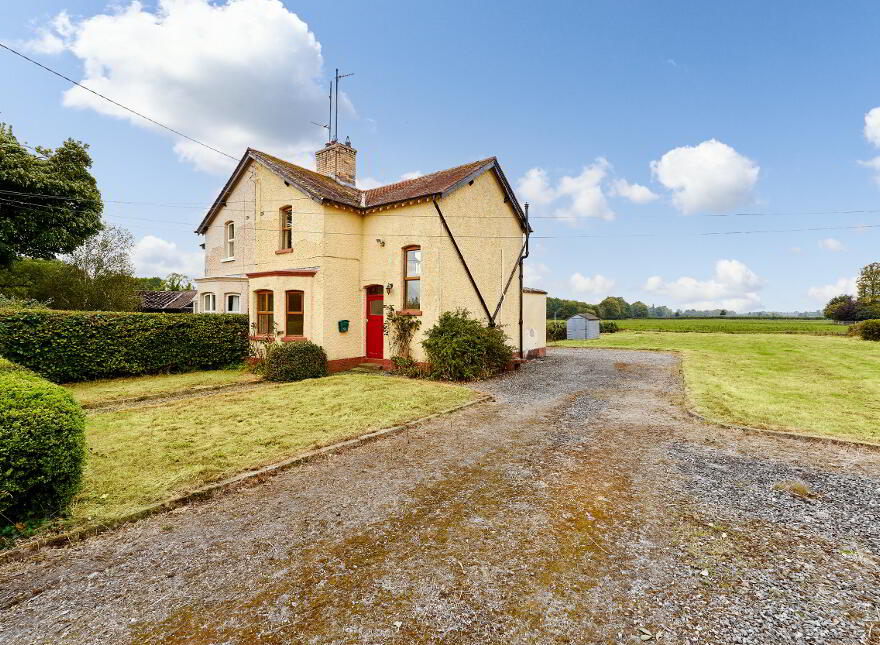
[857,262,880,303]
[631,301,649,318]
[598,296,624,320]
[0,125,103,267]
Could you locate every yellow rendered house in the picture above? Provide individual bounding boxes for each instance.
[194,140,546,370]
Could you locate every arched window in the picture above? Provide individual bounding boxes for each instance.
[285,290,304,336]
[224,221,235,258]
[225,293,240,313]
[202,292,216,313]
[403,245,421,310]
[280,206,293,250]
[255,290,274,335]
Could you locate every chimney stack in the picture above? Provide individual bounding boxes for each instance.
[315,139,356,186]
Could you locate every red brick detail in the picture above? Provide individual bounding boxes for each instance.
[525,347,546,359]
[274,249,293,255]
[399,309,422,316]
[281,335,307,342]
[246,269,317,278]
[327,356,369,373]
[249,335,274,341]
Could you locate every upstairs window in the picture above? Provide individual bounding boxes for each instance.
[224,221,235,258]
[256,290,273,335]
[280,206,293,250]
[286,290,304,336]
[202,293,216,313]
[404,246,421,310]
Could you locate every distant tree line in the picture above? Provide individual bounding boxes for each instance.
[547,296,671,320]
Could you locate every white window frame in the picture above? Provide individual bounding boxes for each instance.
[224,221,235,259]
[225,293,241,313]
[202,292,216,313]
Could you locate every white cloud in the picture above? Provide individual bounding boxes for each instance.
[23,11,74,54]
[555,158,616,221]
[399,171,423,181]
[28,0,340,173]
[818,237,845,252]
[858,156,880,185]
[644,259,762,311]
[865,107,880,147]
[516,167,555,206]
[807,277,858,302]
[132,235,203,277]
[569,272,615,298]
[650,139,759,214]
[357,177,383,190]
[523,261,550,288]
[610,178,659,204]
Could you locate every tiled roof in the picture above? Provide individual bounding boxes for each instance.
[523,287,548,294]
[139,290,196,311]
[248,149,362,207]
[196,149,528,233]
[363,158,495,207]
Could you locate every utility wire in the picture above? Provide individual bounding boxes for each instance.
[0,41,237,162]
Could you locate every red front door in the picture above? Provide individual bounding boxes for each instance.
[366,292,384,358]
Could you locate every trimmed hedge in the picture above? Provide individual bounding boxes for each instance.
[599,321,619,333]
[263,340,328,382]
[0,358,85,524]
[0,310,249,383]
[422,309,513,381]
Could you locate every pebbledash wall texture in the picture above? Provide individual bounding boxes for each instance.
[194,140,546,368]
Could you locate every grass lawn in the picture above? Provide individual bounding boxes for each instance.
[66,369,261,408]
[609,318,846,335]
[66,373,477,529]
[555,332,880,443]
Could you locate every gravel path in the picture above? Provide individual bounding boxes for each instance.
[2,347,879,644]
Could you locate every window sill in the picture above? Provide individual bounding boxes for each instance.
[281,335,307,342]
[275,248,293,255]
[399,309,422,316]
[221,257,236,263]
[249,334,274,341]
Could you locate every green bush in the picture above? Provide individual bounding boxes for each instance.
[263,340,328,382]
[0,310,249,382]
[600,321,619,333]
[422,309,514,381]
[0,358,85,524]
[547,320,567,341]
[857,319,880,341]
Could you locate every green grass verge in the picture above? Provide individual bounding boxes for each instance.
[66,368,261,407]
[554,332,880,443]
[609,318,846,335]
[66,373,477,528]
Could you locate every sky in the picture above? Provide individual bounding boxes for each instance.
[2,0,879,313]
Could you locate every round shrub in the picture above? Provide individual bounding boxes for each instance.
[263,341,328,382]
[599,321,619,333]
[858,319,880,341]
[422,309,514,381]
[547,321,567,341]
[0,358,85,524]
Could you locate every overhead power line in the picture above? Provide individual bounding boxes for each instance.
[0,41,237,162]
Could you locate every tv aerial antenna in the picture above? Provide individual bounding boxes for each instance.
[333,68,353,142]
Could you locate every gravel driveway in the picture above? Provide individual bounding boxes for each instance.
[2,348,879,644]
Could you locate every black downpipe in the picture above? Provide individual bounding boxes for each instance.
[433,200,494,324]
[519,203,530,358]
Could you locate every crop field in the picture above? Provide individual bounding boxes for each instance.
[611,318,845,335]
